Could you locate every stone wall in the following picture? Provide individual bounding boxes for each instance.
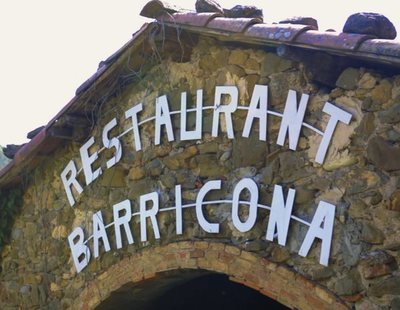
[1,36,400,309]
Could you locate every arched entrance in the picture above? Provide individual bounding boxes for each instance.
[75,241,348,309]
[96,269,288,309]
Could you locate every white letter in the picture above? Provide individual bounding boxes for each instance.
[140,192,160,242]
[125,103,143,151]
[266,185,295,246]
[212,86,238,138]
[80,137,102,186]
[68,227,90,273]
[102,118,122,169]
[155,95,174,145]
[298,201,335,266]
[92,210,111,258]
[61,160,83,206]
[277,90,308,150]
[242,85,268,141]
[232,178,259,232]
[113,200,134,249]
[180,90,203,141]
[175,185,183,235]
[315,102,352,164]
[196,180,221,233]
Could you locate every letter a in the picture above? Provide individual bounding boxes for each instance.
[298,201,335,266]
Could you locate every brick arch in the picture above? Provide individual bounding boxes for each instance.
[74,241,348,310]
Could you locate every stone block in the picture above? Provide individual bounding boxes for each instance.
[361,222,385,244]
[371,79,392,104]
[260,53,293,77]
[334,269,363,296]
[232,135,266,168]
[100,166,127,187]
[378,103,400,124]
[368,276,400,297]
[128,166,145,180]
[359,250,397,279]
[51,225,67,240]
[336,68,360,90]
[228,50,249,67]
[194,154,228,177]
[367,136,400,172]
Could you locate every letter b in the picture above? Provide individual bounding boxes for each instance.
[68,227,91,273]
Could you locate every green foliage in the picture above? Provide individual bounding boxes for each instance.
[0,187,23,252]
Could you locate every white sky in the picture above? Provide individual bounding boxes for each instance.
[0,0,399,146]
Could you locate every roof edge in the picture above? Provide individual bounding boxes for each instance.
[0,22,157,188]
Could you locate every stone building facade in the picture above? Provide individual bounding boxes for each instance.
[1,1,400,309]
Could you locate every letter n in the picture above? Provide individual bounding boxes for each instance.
[266,185,295,246]
[277,90,308,150]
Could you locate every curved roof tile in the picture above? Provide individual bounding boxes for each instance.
[358,39,400,58]
[206,17,262,33]
[159,12,223,27]
[294,30,375,51]
[153,8,400,66]
[245,23,314,43]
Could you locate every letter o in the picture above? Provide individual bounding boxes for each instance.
[232,178,259,232]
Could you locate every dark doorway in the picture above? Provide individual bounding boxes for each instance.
[96,269,289,310]
[151,273,288,310]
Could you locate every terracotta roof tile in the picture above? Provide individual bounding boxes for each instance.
[358,39,400,58]
[153,9,400,66]
[206,17,262,33]
[295,30,375,51]
[159,12,223,27]
[245,23,313,43]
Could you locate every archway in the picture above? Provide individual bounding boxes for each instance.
[96,269,288,309]
[75,241,348,309]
